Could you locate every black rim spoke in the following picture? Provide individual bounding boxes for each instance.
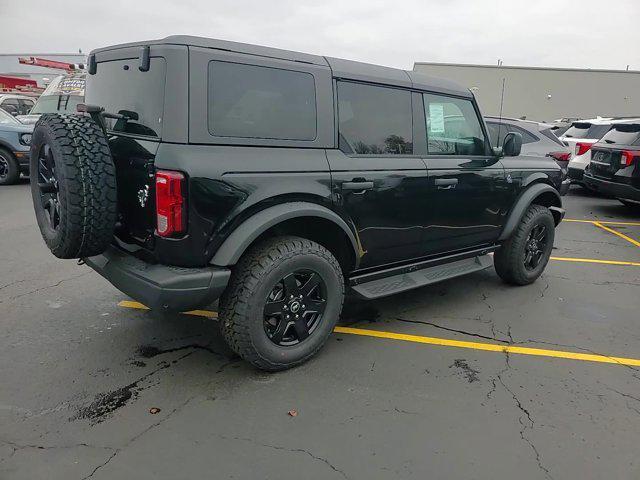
[282,273,299,297]
[36,144,61,231]
[264,300,285,317]
[299,272,321,297]
[304,298,326,314]
[293,318,310,341]
[269,319,290,344]
[263,269,327,346]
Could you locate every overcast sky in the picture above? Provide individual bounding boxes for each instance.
[1,0,639,70]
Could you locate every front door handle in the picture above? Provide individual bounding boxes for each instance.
[435,178,458,189]
[342,181,374,191]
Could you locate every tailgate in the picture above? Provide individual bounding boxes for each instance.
[110,137,159,246]
[590,148,619,179]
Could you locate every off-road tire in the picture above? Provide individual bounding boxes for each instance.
[494,204,555,286]
[30,114,117,259]
[0,148,20,185]
[219,236,345,371]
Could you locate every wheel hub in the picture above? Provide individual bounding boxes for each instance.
[289,299,302,314]
[263,270,327,346]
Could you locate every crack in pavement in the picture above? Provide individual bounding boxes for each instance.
[495,352,554,480]
[0,278,33,291]
[0,272,90,303]
[218,435,348,479]
[396,317,640,374]
[80,395,196,479]
[1,440,115,463]
[395,317,511,343]
[450,359,480,383]
[545,274,640,287]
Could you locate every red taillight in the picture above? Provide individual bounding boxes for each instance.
[548,151,570,162]
[575,142,593,156]
[620,150,640,167]
[155,170,186,237]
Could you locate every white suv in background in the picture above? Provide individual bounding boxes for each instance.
[563,117,640,185]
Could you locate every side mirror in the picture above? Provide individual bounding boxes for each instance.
[502,131,522,157]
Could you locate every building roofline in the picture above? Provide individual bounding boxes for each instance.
[413,61,640,75]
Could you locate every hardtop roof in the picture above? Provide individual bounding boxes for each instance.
[91,35,471,97]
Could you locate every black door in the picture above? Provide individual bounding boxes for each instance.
[328,81,430,269]
[421,93,508,254]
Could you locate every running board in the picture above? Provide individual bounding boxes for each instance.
[351,254,493,300]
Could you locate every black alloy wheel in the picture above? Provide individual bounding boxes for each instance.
[0,155,8,180]
[263,269,327,346]
[36,144,61,231]
[523,224,548,271]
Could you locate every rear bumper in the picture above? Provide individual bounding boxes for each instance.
[567,167,584,183]
[85,245,231,311]
[583,173,640,201]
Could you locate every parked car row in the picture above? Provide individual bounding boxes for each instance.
[540,117,640,209]
[583,123,640,208]
[0,72,86,184]
[0,107,33,185]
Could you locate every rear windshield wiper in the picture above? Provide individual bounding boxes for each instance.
[76,103,139,135]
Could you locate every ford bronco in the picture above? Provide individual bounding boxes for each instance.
[30,36,565,370]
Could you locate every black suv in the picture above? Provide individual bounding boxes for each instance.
[30,36,565,370]
[583,123,640,209]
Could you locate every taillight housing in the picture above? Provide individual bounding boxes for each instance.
[575,142,593,156]
[620,150,640,167]
[548,151,570,162]
[155,170,186,237]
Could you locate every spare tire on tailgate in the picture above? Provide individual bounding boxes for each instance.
[30,114,117,259]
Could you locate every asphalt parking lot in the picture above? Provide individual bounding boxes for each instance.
[2,181,640,480]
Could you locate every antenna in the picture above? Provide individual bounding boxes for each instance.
[496,77,506,148]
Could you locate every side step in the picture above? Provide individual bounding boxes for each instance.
[351,254,493,300]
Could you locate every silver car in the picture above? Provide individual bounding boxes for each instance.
[485,116,571,171]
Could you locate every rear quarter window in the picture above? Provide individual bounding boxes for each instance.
[207,61,317,141]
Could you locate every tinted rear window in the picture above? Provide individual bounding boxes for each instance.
[208,61,316,141]
[563,123,611,140]
[86,58,166,137]
[600,124,640,146]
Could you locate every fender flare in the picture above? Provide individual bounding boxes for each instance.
[498,183,562,241]
[0,139,16,155]
[209,202,360,267]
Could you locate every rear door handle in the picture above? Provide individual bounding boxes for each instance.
[342,181,374,191]
[435,178,458,189]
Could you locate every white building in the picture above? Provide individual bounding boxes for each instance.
[413,62,640,122]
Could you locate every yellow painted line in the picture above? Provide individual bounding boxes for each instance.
[117,300,218,319]
[550,256,640,267]
[593,221,640,248]
[565,218,640,226]
[117,301,640,367]
[333,326,640,367]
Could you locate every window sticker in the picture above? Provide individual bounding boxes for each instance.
[428,103,445,133]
